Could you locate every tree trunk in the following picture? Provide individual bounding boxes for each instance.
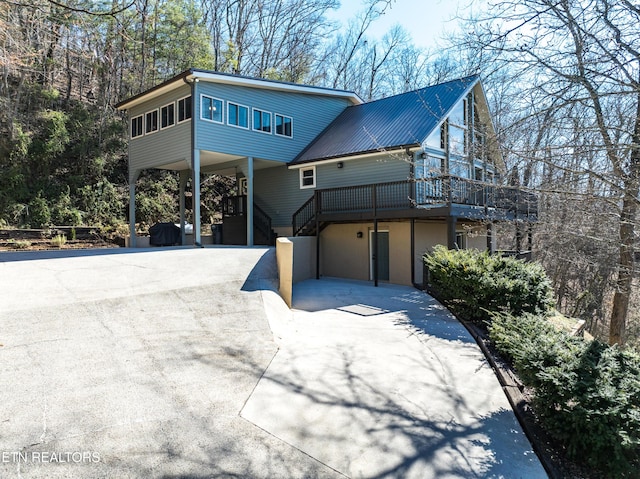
[609,86,640,345]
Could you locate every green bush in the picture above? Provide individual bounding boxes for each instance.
[423,245,554,323]
[27,192,51,228]
[489,312,640,476]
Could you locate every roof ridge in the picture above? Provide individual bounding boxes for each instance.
[357,74,480,107]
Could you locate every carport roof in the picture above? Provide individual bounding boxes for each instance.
[289,75,480,165]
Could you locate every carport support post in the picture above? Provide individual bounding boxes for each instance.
[374,218,379,287]
[128,169,140,248]
[246,156,254,246]
[179,170,188,245]
[192,150,201,246]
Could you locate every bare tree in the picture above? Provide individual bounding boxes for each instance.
[464,0,640,345]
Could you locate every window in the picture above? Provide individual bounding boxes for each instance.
[161,103,175,129]
[455,232,467,250]
[228,102,249,128]
[275,114,292,137]
[449,124,467,155]
[201,95,223,123]
[299,166,315,189]
[253,108,271,133]
[131,115,143,138]
[145,109,158,134]
[178,96,192,123]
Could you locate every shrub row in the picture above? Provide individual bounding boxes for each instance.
[489,312,640,477]
[423,245,555,323]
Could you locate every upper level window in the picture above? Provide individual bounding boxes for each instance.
[228,102,249,129]
[161,103,175,129]
[145,109,158,134]
[275,114,292,137]
[201,95,223,123]
[425,123,446,150]
[178,96,192,123]
[253,108,271,133]
[299,166,315,189]
[131,115,143,138]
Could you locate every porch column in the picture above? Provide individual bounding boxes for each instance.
[128,168,140,248]
[179,170,189,245]
[447,216,457,250]
[246,156,254,246]
[192,150,202,246]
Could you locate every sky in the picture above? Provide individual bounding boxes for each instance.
[329,0,467,50]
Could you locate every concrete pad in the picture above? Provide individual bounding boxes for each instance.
[0,247,341,478]
[242,278,548,479]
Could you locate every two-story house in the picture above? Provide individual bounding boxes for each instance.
[116,69,536,286]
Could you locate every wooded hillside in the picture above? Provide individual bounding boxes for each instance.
[1,0,638,347]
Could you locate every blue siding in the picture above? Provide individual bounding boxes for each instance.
[195,82,351,162]
[255,154,411,227]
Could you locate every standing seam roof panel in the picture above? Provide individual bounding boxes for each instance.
[291,75,479,164]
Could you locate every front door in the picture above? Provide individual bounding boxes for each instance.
[370,230,390,281]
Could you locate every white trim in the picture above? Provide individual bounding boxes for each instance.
[177,95,192,124]
[274,113,293,138]
[252,108,272,134]
[299,166,316,189]
[227,101,250,129]
[187,71,363,104]
[160,102,176,130]
[131,114,144,138]
[288,147,422,169]
[145,109,159,135]
[200,94,224,124]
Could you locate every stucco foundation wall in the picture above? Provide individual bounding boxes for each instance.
[321,223,370,282]
[290,236,317,283]
[320,222,413,286]
[413,221,448,284]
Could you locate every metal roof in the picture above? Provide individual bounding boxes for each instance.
[290,75,480,165]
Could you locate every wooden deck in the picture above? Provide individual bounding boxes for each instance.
[293,177,538,236]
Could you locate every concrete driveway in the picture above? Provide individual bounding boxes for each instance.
[0,247,547,478]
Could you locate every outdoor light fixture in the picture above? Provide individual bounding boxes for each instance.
[337,161,344,169]
[357,231,363,238]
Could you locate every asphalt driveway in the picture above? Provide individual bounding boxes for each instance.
[0,247,547,478]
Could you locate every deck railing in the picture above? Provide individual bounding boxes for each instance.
[222,195,273,242]
[292,176,538,236]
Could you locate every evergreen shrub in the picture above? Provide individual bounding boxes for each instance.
[423,245,554,323]
[489,312,640,477]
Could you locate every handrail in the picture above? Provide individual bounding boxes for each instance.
[223,194,274,243]
[291,176,538,236]
[253,202,272,242]
[292,194,316,237]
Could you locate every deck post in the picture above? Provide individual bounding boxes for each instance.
[411,218,416,285]
[374,218,379,287]
[447,216,457,250]
[315,191,320,280]
[247,156,254,246]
